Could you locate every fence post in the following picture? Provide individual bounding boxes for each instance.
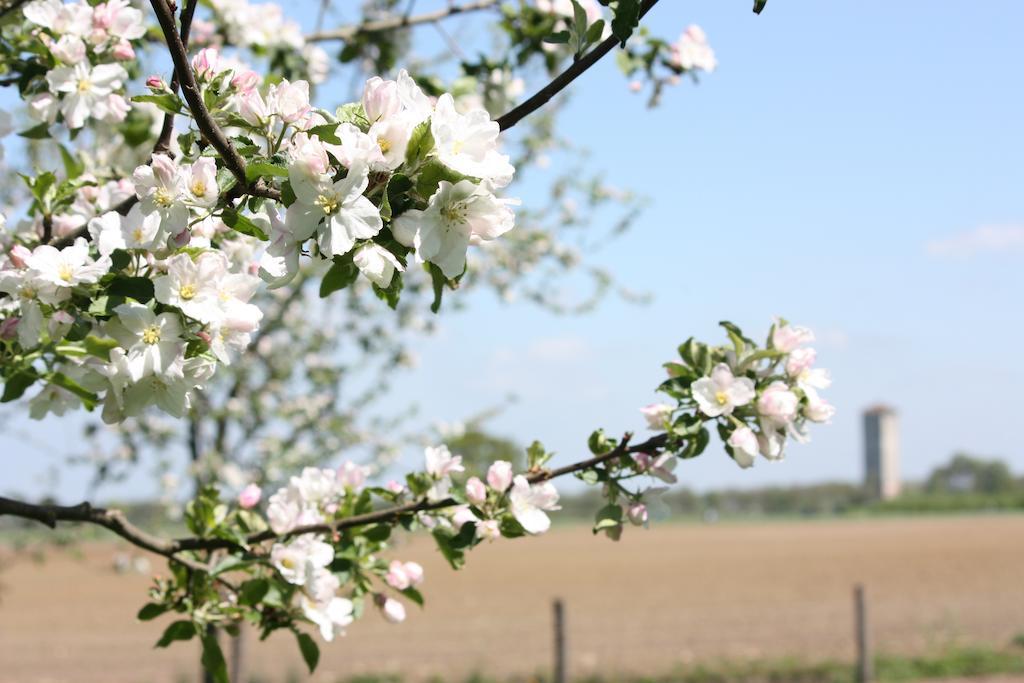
[553,598,566,683]
[854,584,873,683]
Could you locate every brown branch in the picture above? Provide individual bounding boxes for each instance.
[496,0,660,132]
[0,496,211,573]
[154,0,200,156]
[0,431,670,559]
[305,0,499,42]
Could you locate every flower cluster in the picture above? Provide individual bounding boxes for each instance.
[22,0,145,129]
[580,320,834,540]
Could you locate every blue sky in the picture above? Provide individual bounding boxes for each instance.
[3,0,1023,500]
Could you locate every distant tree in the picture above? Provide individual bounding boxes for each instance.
[925,453,1017,495]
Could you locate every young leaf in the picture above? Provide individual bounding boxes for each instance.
[221,208,269,240]
[200,633,229,683]
[137,603,168,621]
[294,631,320,673]
[155,620,196,647]
[320,255,359,298]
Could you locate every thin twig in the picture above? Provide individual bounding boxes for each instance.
[153,0,200,155]
[496,0,660,132]
[305,0,498,42]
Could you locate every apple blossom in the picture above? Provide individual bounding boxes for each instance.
[153,252,227,324]
[392,180,516,278]
[757,381,800,426]
[640,402,673,429]
[486,460,514,491]
[509,475,560,534]
[465,477,487,505]
[45,62,127,129]
[773,322,815,352]
[727,426,759,468]
[353,243,403,289]
[238,483,262,509]
[691,363,756,417]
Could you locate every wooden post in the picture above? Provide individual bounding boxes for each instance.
[553,598,567,683]
[854,584,873,683]
[230,627,245,683]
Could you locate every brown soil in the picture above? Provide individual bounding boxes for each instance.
[1,515,1023,683]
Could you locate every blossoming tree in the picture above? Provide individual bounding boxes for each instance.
[0,0,835,679]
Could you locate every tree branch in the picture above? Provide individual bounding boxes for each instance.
[148,0,279,201]
[305,0,499,43]
[0,432,669,558]
[0,496,211,573]
[497,0,660,132]
[153,0,200,156]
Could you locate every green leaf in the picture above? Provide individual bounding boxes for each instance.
[109,249,132,272]
[210,555,251,576]
[499,515,526,539]
[200,634,229,683]
[107,275,155,303]
[58,145,85,179]
[1,369,39,403]
[543,30,571,44]
[609,0,641,46]
[753,0,767,14]
[584,19,606,46]
[526,440,551,469]
[404,120,434,168]
[221,208,269,240]
[319,254,359,298]
[307,122,341,144]
[17,122,50,139]
[137,603,167,621]
[432,529,467,570]
[587,428,615,455]
[401,586,424,607]
[237,578,270,606]
[295,631,320,674]
[49,372,98,409]
[131,94,184,116]
[593,503,623,533]
[245,161,288,182]
[155,620,196,648]
[415,159,469,199]
[427,262,446,313]
[363,524,392,543]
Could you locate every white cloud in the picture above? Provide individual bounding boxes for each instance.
[926,225,1024,257]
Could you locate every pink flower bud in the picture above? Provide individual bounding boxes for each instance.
[172,228,191,247]
[0,317,19,340]
[486,460,513,491]
[465,477,486,505]
[238,483,261,509]
[478,519,500,540]
[386,480,405,494]
[628,80,643,93]
[231,69,260,93]
[627,502,648,526]
[191,47,220,79]
[196,330,212,344]
[112,39,135,61]
[376,595,406,623]
[145,75,165,90]
[9,244,31,269]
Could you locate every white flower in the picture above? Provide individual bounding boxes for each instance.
[184,157,218,207]
[803,388,836,423]
[509,475,560,534]
[25,238,110,290]
[430,94,514,188]
[285,163,383,258]
[267,79,310,124]
[639,402,673,430]
[772,322,814,352]
[290,467,339,505]
[302,595,353,642]
[385,560,424,590]
[88,205,164,256]
[328,122,385,170]
[367,117,413,171]
[691,363,756,417]
[670,25,717,73]
[24,0,92,36]
[362,76,401,123]
[392,180,515,278]
[757,381,800,426]
[727,427,759,468]
[337,461,370,490]
[154,252,227,323]
[107,302,184,379]
[396,69,433,124]
[380,597,406,624]
[353,243,403,288]
[424,445,463,478]
[45,62,127,129]
[757,427,786,460]
[270,536,333,585]
[133,154,189,232]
